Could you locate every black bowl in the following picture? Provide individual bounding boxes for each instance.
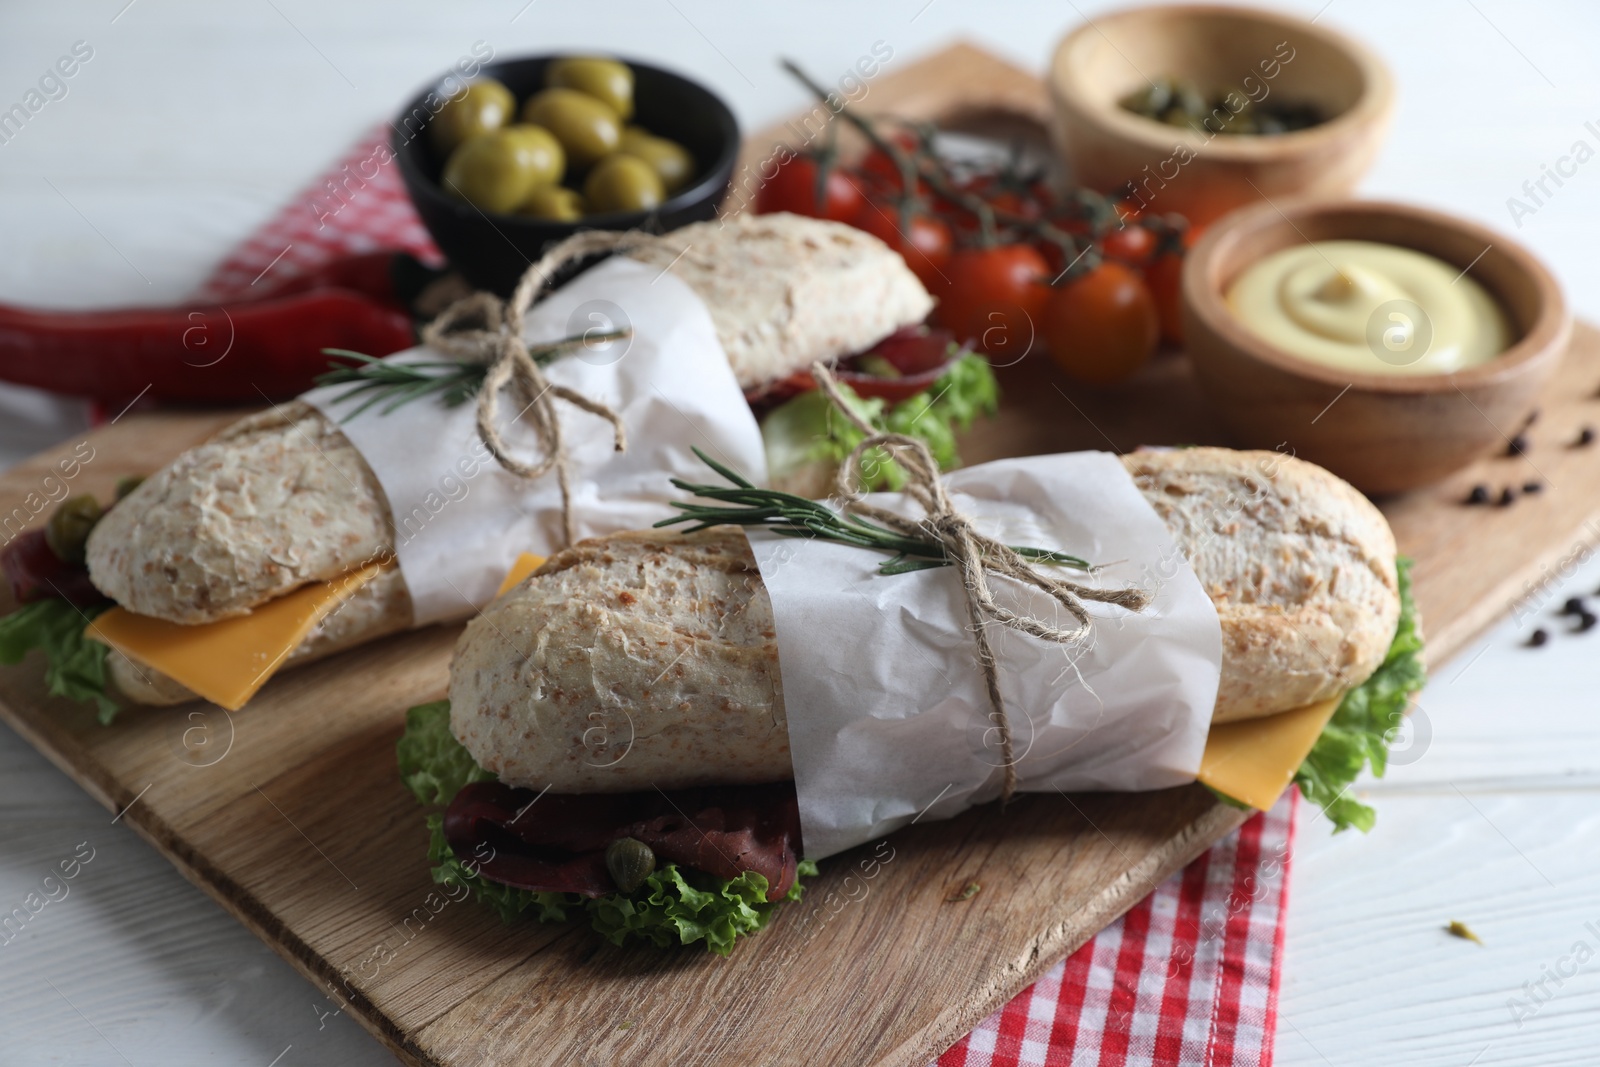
[394,54,739,296]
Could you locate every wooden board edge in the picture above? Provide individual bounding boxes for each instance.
[107,785,434,1066]
[0,697,436,1067]
[884,799,1251,1066]
[1422,512,1600,667]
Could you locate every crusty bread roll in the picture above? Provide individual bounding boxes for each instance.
[449,529,786,792]
[88,214,933,704]
[1122,448,1399,722]
[629,213,935,391]
[450,448,1402,790]
[87,403,391,626]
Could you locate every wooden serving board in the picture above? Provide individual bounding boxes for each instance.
[3,42,1600,1067]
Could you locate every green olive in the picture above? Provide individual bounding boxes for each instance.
[114,475,145,501]
[429,79,516,155]
[521,88,621,167]
[45,494,103,566]
[584,153,665,214]
[604,837,656,894]
[499,124,566,188]
[618,127,694,194]
[441,130,545,214]
[518,185,587,221]
[546,57,634,121]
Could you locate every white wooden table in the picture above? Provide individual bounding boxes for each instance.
[2,2,1598,1063]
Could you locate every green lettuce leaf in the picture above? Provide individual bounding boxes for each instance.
[397,699,494,806]
[761,351,999,493]
[1292,556,1426,832]
[0,599,117,723]
[398,700,816,955]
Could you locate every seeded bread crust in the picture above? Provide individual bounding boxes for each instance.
[630,212,936,390]
[86,402,393,626]
[449,450,1403,783]
[1119,447,1401,723]
[449,528,788,792]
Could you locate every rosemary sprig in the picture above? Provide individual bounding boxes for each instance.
[316,328,627,420]
[654,447,1091,576]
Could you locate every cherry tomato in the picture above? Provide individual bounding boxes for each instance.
[859,132,929,196]
[1142,251,1185,347]
[851,200,953,291]
[756,154,865,222]
[1042,262,1159,386]
[1100,223,1156,266]
[934,244,1049,362]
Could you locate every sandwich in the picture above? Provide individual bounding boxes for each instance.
[399,446,1424,953]
[0,213,996,717]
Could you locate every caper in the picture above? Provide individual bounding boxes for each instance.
[518,185,587,221]
[1121,80,1172,118]
[45,494,103,566]
[855,354,902,379]
[605,837,656,894]
[618,127,694,194]
[584,153,665,214]
[546,57,634,121]
[430,79,516,155]
[114,475,145,500]
[521,88,621,167]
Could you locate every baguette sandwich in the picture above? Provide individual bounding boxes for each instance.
[1,214,997,715]
[400,447,1425,953]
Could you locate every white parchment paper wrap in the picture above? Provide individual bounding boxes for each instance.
[303,255,765,625]
[747,452,1222,860]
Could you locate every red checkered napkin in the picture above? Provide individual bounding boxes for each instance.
[203,128,1299,1067]
[938,793,1296,1067]
[198,125,440,301]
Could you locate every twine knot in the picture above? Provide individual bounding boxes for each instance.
[419,230,653,544]
[810,362,1150,803]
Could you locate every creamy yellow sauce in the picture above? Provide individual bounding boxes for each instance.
[1226,240,1510,375]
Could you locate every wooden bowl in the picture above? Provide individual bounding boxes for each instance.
[1047,4,1394,225]
[1182,198,1570,494]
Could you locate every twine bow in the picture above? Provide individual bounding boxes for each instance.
[419,230,653,544]
[810,362,1151,802]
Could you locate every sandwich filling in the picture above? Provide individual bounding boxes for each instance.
[398,701,816,956]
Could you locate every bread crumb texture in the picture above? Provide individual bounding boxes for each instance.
[1122,447,1400,722]
[628,212,935,389]
[450,528,791,791]
[86,403,395,625]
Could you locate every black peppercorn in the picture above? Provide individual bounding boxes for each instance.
[1524,480,1544,494]
[1577,427,1596,447]
[1561,597,1586,616]
[1529,628,1549,647]
[1508,434,1529,456]
[1580,613,1598,633]
[1499,487,1516,506]
[1466,484,1490,505]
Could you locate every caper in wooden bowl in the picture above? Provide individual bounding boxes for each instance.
[395,54,738,295]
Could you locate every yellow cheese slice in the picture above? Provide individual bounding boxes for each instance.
[85,562,388,711]
[495,553,547,597]
[1196,695,1343,812]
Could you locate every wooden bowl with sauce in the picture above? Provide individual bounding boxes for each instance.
[1182,198,1570,494]
[1047,4,1394,226]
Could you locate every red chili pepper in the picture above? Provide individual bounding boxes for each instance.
[250,250,441,313]
[0,287,416,403]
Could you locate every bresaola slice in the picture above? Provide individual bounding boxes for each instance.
[1,528,107,608]
[746,325,964,408]
[443,781,803,901]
